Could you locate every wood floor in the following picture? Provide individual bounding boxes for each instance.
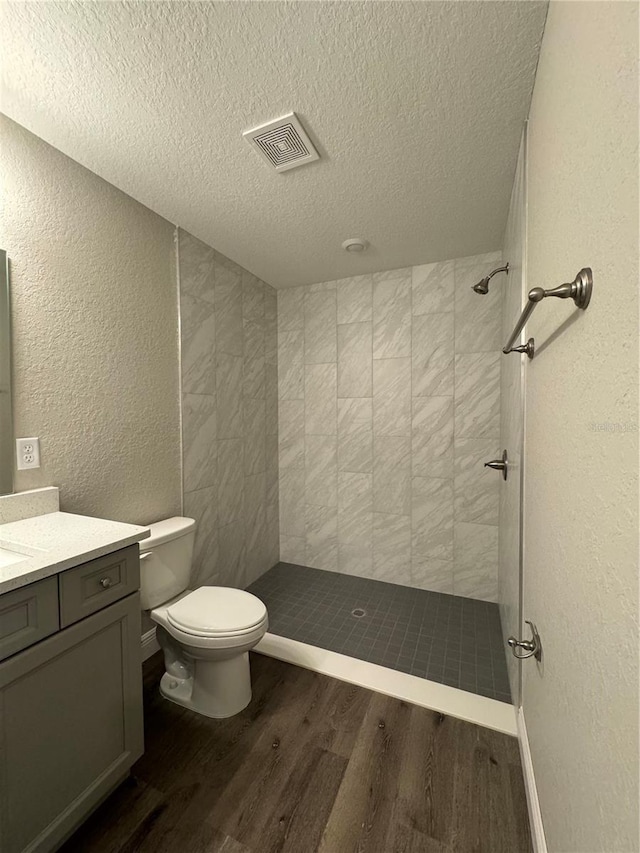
[61,653,532,853]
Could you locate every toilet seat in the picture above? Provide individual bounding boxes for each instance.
[166,587,267,639]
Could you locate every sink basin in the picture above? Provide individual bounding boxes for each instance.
[0,544,31,569]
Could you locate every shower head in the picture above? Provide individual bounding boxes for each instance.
[471,263,509,295]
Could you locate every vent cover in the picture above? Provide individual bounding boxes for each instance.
[243,112,320,172]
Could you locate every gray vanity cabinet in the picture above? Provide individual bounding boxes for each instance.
[0,548,144,853]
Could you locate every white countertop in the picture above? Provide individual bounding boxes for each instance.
[0,511,150,594]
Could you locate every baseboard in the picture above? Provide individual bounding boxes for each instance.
[517,707,547,853]
[255,632,517,736]
[141,627,160,662]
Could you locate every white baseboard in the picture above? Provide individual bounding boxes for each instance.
[141,627,160,662]
[255,632,517,736]
[517,707,547,853]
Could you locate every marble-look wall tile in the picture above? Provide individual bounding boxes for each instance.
[305,363,337,435]
[338,544,373,576]
[410,556,453,594]
[278,286,304,331]
[265,364,279,435]
[243,319,265,399]
[184,486,218,585]
[304,434,337,507]
[180,293,217,395]
[454,438,500,524]
[337,322,372,398]
[242,271,264,321]
[454,253,503,353]
[219,520,246,587]
[372,513,411,585]
[454,352,500,438]
[280,535,305,564]
[179,232,216,303]
[279,467,305,537]
[244,471,266,554]
[217,438,244,526]
[337,397,373,473]
[412,312,454,397]
[411,476,454,560]
[412,260,454,315]
[278,399,304,470]
[453,522,498,601]
[278,330,304,400]
[216,352,243,438]
[336,275,373,324]
[243,398,266,475]
[305,504,338,571]
[304,290,336,364]
[372,274,412,359]
[372,435,411,515]
[214,268,243,356]
[411,396,454,479]
[338,471,373,548]
[182,393,217,491]
[373,358,411,436]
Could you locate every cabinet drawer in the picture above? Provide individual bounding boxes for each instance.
[59,545,140,627]
[0,576,59,662]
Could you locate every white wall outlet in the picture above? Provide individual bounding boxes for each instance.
[16,437,41,470]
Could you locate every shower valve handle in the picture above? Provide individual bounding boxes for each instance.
[484,450,508,480]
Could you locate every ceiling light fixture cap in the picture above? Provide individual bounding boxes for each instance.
[342,238,368,253]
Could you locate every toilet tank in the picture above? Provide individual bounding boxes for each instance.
[139,517,196,610]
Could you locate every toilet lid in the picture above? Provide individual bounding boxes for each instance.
[166,587,267,636]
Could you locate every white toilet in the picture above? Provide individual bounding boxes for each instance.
[139,516,268,719]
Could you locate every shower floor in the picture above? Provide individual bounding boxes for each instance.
[248,562,512,704]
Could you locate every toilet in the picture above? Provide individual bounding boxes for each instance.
[139,517,268,719]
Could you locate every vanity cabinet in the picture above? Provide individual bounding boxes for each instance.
[0,546,143,853]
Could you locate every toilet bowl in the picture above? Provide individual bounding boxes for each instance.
[140,517,268,719]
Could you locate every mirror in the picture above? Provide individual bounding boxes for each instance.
[0,250,13,495]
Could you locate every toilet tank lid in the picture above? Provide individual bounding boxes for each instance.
[142,517,196,550]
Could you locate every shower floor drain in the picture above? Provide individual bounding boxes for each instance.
[351,608,366,618]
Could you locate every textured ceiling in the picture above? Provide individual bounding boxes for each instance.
[0,1,547,287]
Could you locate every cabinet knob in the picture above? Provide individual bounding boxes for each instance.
[99,577,113,589]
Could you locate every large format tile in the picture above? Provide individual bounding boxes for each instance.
[278,399,304,470]
[279,467,305,537]
[412,260,454,315]
[277,286,304,331]
[280,534,305,564]
[453,522,499,602]
[372,435,411,515]
[184,486,218,585]
[217,438,244,526]
[454,438,500,524]
[412,312,454,397]
[218,520,246,587]
[305,504,338,571]
[411,476,454,560]
[337,398,373,473]
[454,253,503,353]
[214,269,243,356]
[372,275,412,359]
[337,322,372,398]
[454,352,500,438]
[243,398,266,475]
[411,396,454,479]
[304,434,337,507]
[216,352,243,438]
[305,363,337,434]
[338,543,373,577]
[180,293,216,395]
[372,512,411,585]
[338,472,373,549]
[179,231,216,303]
[410,556,453,594]
[336,275,373,324]
[182,393,217,491]
[305,289,337,364]
[244,471,266,554]
[372,358,411,436]
[278,329,304,400]
[243,319,265,399]
[242,271,264,322]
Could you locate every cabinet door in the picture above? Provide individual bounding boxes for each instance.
[0,593,143,853]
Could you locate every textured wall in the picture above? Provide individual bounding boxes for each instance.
[523,4,639,851]
[178,230,279,588]
[278,254,503,601]
[0,116,182,524]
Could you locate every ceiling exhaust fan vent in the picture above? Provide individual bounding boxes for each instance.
[243,112,320,172]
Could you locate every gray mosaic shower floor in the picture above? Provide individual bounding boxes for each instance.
[248,562,512,704]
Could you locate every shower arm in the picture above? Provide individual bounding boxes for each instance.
[502,267,593,360]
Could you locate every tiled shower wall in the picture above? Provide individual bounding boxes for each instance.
[178,229,279,588]
[277,252,502,602]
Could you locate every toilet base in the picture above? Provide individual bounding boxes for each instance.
[159,651,252,719]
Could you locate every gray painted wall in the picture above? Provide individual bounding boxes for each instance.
[277,255,503,601]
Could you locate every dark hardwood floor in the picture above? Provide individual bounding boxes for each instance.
[60,652,532,853]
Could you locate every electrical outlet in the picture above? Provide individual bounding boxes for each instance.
[16,437,40,470]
